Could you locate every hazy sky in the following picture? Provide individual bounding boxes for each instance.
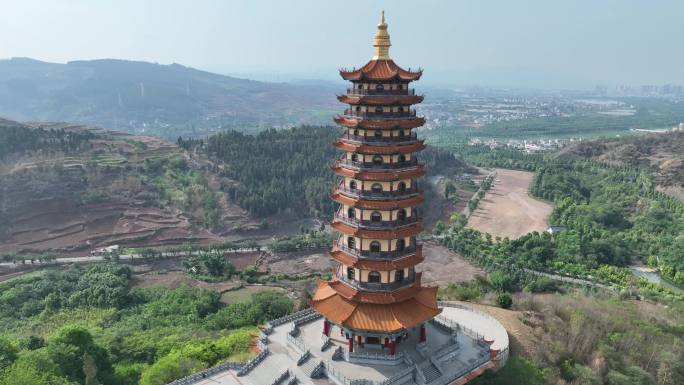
[1,0,682,88]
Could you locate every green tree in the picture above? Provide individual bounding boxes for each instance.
[0,338,18,370]
[0,349,74,385]
[139,351,202,385]
[48,326,113,384]
[489,271,514,292]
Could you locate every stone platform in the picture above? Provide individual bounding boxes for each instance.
[169,302,509,385]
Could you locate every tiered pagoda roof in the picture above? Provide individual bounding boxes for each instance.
[337,94,424,105]
[312,280,439,333]
[334,139,426,154]
[330,191,424,209]
[334,116,426,129]
[339,59,423,82]
[330,244,424,270]
[331,162,425,180]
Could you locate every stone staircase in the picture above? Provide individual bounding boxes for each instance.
[300,358,324,378]
[419,362,442,383]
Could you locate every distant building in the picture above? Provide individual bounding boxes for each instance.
[91,245,120,256]
[546,225,567,235]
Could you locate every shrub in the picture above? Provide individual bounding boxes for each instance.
[138,351,202,385]
[471,356,546,385]
[496,293,513,309]
[524,277,559,293]
[0,338,18,370]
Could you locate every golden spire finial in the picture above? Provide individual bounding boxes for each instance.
[372,10,391,60]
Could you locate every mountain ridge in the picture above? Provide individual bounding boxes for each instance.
[0,57,338,138]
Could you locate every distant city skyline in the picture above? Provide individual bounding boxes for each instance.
[1,0,682,89]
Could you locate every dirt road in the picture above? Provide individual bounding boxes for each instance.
[467,168,552,239]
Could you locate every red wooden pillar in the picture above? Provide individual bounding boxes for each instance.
[384,337,389,347]
[390,339,397,355]
[348,336,354,353]
[420,324,426,342]
[357,335,363,347]
[323,319,329,336]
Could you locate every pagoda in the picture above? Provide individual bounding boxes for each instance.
[311,11,441,358]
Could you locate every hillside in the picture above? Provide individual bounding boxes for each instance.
[557,131,684,200]
[0,58,338,138]
[182,126,475,219]
[1,119,473,255]
[0,119,254,255]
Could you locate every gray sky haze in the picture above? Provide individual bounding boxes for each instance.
[1,0,682,88]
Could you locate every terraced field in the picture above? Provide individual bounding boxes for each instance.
[0,122,249,255]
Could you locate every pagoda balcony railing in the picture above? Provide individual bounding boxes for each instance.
[346,88,416,96]
[335,180,420,200]
[337,157,420,171]
[334,241,418,260]
[335,265,417,292]
[340,132,418,144]
[334,209,420,229]
[343,109,417,118]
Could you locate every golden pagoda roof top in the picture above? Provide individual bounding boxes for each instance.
[373,10,391,60]
[339,11,422,81]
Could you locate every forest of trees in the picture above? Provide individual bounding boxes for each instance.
[0,123,95,160]
[438,147,684,289]
[530,161,684,283]
[190,126,339,217]
[179,125,471,218]
[0,264,293,385]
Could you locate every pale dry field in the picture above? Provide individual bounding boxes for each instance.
[467,168,552,239]
[421,242,485,285]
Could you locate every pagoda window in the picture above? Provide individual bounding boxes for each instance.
[370,211,382,222]
[374,130,382,138]
[347,237,356,249]
[355,106,361,112]
[375,106,383,114]
[397,181,406,192]
[395,269,404,282]
[347,267,355,280]
[372,155,383,165]
[397,209,406,221]
[376,84,384,91]
[370,241,381,253]
[347,207,355,219]
[349,180,357,190]
[371,183,383,193]
[398,129,405,137]
[351,153,358,162]
[353,129,359,136]
[396,239,405,251]
[398,154,406,162]
[368,271,381,283]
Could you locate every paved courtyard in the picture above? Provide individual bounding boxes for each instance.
[176,302,509,385]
